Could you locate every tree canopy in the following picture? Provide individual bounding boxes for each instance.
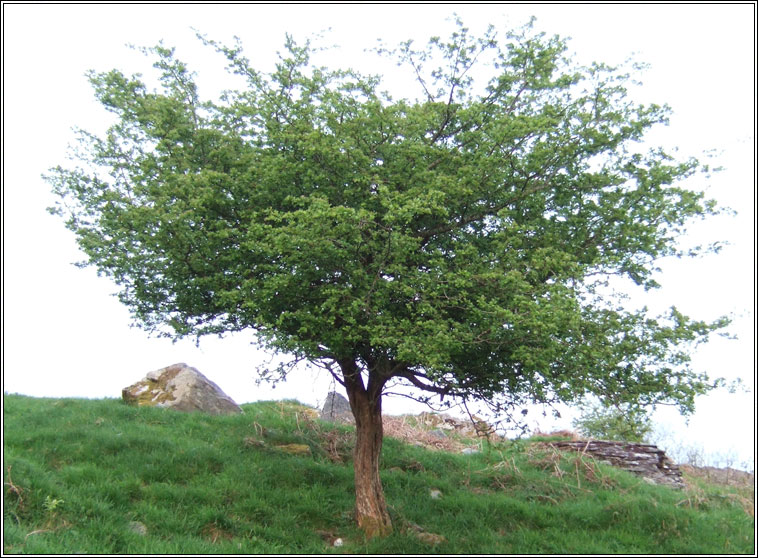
[47,19,729,535]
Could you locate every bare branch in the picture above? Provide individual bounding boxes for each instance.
[407,51,435,103]
[398,369,454,396]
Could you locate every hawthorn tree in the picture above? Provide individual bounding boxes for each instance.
[48,20,729,536]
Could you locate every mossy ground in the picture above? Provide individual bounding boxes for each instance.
[3,394,754,554]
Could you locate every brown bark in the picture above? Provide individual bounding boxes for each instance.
[341,359,392,538]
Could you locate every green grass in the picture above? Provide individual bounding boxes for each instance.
[3,394,754,554]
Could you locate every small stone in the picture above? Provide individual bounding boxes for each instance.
[333,538,343,547]
[416,532,446,545]
[243,437,265,448]
[462,447,479,455]
[407,522,424,533]
[429,489,442,499]
[402,460,425,472]
[276,444,312,456]
[128,521,147,536]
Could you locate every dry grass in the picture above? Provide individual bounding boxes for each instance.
[680,465,754,488]
[382,415,470,453]
[526,442,616,491]
[4,466,25,512]
[294,409,354,463]
[532,429,582,440]
[201,523,235,544]
[680,465,755,518]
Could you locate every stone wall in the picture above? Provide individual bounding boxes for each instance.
[548,440,684,489]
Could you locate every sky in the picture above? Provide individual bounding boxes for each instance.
[2,3,755,469]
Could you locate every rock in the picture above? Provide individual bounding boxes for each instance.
[275,444,312,456]
[243,437,265,448]
[429,489,442,499]
[461,447,479,455]
[407,521,445,544]
[316,529,342,546]
[122,363,242,415]
[400,459,425,472]
[428,429,447,439]
[320,391,354,424]
[548,440,685,489]
[127,521,148,536]
[416,532,446,545]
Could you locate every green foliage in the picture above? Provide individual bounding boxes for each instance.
[572,401,653,442]
[3,395,754,554]
[46,19,729,427]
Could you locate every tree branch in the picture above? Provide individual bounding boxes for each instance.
[416,177,556,247]
[398,369,453,396]
[407,52,435,103]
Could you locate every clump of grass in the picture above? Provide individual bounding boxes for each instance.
[3,394,754,554]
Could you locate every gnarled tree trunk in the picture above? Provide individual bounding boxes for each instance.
[341,359,392,537]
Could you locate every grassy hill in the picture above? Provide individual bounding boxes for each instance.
[3,394,754,554]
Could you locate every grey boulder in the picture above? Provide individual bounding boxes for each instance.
[320,391,354,423]
[122,363,242,415]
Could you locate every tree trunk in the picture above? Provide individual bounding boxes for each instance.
[341,360,392,538]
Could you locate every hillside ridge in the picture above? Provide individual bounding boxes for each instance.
[3,395,754,554]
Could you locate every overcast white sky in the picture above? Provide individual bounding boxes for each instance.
[2,3,755,468]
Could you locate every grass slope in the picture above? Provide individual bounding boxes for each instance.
[3,394,754,554]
